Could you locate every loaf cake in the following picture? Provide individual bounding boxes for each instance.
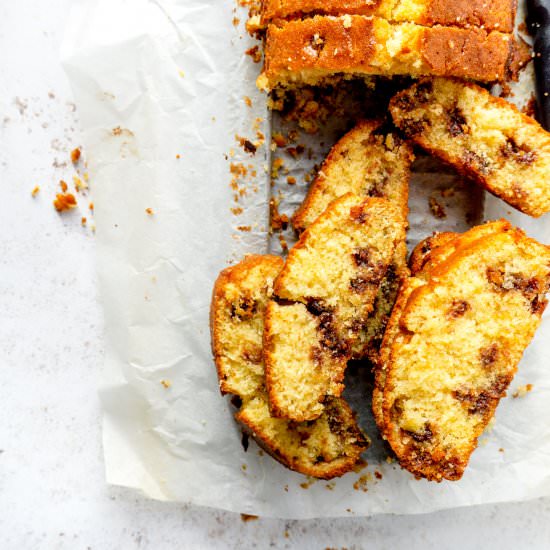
[211,254,369,478]
[390,78,550,218]
[379,225,550,481]
[264,193,405,421]
[257,16,513,91]
[260,0,516,33]
[291,120,412,361]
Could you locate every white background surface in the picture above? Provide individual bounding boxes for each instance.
[1,1,550,548]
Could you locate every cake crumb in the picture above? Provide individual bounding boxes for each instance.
[70,147,81,164]
[499,448,505,453]
[271,157,285,179]
[231,207,244,215]
[299,477,315,489]
[429,196,446,218]
[243,96,252,107]
[31,186,40,197]
[272,132,287,148]
[286,176,296,185]
[233,17,240,27]
[269,198,289,232]
[53,193,77,212]
[385,456,395,464]
[513,383,533,398]
[176,154,181,159]
[240,514,258,522]
[353,473,372,492]
[146,208,154,215]
[160,379,171,389]
[245,45,262,63]
[89,202,94,212]
[81,217,87,226]
[374,470,383,480]
[60,180,68,192]
[73,175,87,192]
[237,225,252,232]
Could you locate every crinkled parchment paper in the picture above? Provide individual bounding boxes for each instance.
[62,0,550,518]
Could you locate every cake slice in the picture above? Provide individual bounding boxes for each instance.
[380,227,550,481]
[260,0,516,33]
[390,78,550,218]
[291,120,412,361]
[292,120,412,232]
[374,220,513,432]
[211,254,369,479]
[257,16,513,91]
[265,194,405,421]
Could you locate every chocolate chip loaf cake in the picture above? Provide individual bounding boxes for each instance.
[260,0,516,33]
[264,193,405,421]
[291,120,413,362]
[257,16,513,91]
[390,78,550,218]
[211,254,369,479]
[379,225,550,481]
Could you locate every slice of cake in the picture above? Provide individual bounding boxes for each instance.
[380,226,550,481]
[390,78,550,218]
[211,254,369,479]
[292,120,413,362]
[265,194,405,421]
[260,0,516,33]
[257,16,513,91]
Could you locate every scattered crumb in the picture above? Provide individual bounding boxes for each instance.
[236,135,257,155]
[278,234,288,253]
[243,96,252,107]
[237,225,252,232]
[353,473,372,492]
[385,456,395,464]
[269,198,289,232]
[286,176,296,185]
[352,458,368,473]
[146,208,154,216]
[429,196,446,219]
[522,94,537,118]
[499,448,505,453]
[31,186,40,197]
[81,217,87,226]
[499,82,514,98]
[73,175,87,192]
[283,530,289,538]
[286,145,305,159]
[160,379,172,389]
[513,383,533,398]
[271,157,285,179]
[283,484,288,492]
[325,482,336,490]
[272,132,287,148]
[245,45,262,63]
[231,207,244,215]
[176,154,181,159]
[89,202,94,212]
[53,193,77,212]
[241,464,247,471]
[299,477,315,489]
[70,147,81,164]
[374,470,383,480]
[60,180,68,192]
[240,514,258,522]
[232,17,241,27]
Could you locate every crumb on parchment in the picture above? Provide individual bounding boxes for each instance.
[60,180,68,192]
[70,147,81,164]
[146,208,154,216]
[31,186,40,197]
[240,514,258,522]
[160,379,172,389]
[53,193,77,212]
[513,384,533,398]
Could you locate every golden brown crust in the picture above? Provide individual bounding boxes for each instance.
[259,16,512,90]
[390,78,550,218]
[408,232,457,274]
[261,0,516,33]
[381,228,550,481]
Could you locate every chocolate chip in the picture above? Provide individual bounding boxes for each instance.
[400,117,427,137]
[463,150,492,175]
[448,108,468,137]
[480,344,499,367]
[447,299,470,318]
[306,297,329,316]
[353,248,373,267]
[230,296,257,320]
[402,423,433,443]
[349,205,369,224]
[501,138,537,165]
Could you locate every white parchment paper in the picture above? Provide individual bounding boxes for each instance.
[62,0,550,518]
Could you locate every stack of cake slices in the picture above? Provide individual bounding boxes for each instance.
[255,0,520,91]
